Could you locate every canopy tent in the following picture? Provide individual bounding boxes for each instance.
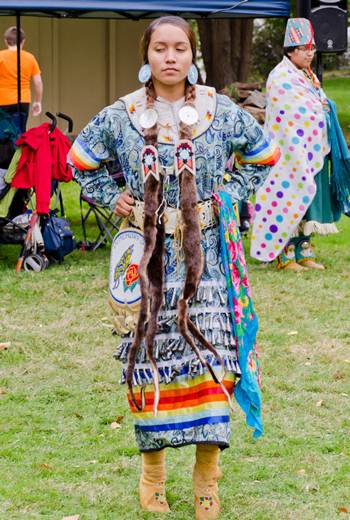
[0,0,290,114]
[0,1,290,19]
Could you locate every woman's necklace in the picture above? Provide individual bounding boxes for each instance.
[157,121,179,143]
[302,68,322,98]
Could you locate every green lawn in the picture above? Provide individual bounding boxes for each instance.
[323,75,350,145]
[1,173,350,518]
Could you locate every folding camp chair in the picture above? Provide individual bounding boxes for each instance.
[79,162,125,251]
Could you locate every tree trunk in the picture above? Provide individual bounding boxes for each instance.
[230,19,242,82]
[212,19,234,91]
[238,19,254,82]
[197,20,213,86]
[198,18,254,91]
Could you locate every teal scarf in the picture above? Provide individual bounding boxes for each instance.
[327,98,350,221]
[214,191,262,438]
[0,109,18,144]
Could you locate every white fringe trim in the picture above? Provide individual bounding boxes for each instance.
[291,219,307,237]
[291,227,301,238]
[303,221,338,236]
[291,219,338,237]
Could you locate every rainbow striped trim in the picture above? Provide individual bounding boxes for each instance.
[68,136,101,170]
[128,373,235,433]
[237,135,281,166]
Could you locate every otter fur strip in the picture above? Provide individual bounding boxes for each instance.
[176,99,228,386]
[126,172,160,412]
[144,177,165,417]
[186,317,226,383]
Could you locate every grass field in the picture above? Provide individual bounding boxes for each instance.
[323,75,350,145]
[1,180,349,520]
[1,74,350,519]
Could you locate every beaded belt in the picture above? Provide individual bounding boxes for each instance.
[130,199,218,235]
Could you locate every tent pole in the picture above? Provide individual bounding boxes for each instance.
[16,10,21,113]
[316,52,323,87]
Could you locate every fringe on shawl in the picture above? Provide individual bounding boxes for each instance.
[303,221,338,236]
[291,219,338,237]
[327,98,350,221]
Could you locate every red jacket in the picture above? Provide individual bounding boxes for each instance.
[11,123,72,214]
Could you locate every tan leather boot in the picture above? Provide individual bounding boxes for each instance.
[193,444,222,519]
[139,449,170,513]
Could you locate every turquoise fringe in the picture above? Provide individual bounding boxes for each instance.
[327,98,350,221]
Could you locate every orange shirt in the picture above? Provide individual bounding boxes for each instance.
[0,49,41,105]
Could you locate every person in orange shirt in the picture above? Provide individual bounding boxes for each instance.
[0,26,43,127]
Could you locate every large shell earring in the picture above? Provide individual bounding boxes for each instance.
[138,64,151,83]
[187,64,198,85]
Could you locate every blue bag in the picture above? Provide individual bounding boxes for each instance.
[42,193,76,260]
[10,112,27,136]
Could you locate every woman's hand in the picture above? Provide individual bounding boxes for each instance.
[213,186,225,218]
[114,189,135,217]
[322,99,330,112]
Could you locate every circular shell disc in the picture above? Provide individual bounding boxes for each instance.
[139,108,158,129]
[179,106,199,125]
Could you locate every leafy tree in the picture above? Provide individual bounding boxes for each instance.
[250,1,296,82]
[250,18,287,81]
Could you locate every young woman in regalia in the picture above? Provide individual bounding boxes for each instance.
[69,16,280,518]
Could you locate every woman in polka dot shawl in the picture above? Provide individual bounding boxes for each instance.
[251,18,339,271]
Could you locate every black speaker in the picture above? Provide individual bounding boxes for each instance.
[296,0,348,53]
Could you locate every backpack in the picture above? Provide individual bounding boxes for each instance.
[42,190,76,260]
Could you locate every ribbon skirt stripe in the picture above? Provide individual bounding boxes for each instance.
[128,373,235,451]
